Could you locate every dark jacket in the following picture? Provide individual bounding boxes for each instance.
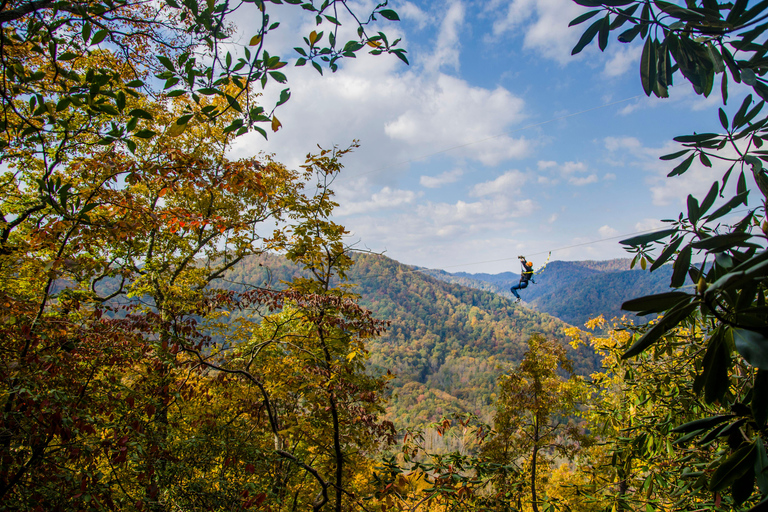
[520,261,534,283]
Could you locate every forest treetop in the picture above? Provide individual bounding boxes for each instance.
[0,0,407,156]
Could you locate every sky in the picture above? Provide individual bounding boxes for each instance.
[227,0,754,274]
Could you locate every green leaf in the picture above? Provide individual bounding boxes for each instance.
[655,0,707,21]
[571,17,603,55]
[687,194,700,225]
[734,328,768,370]
[343,40,363,52]
[378,9,400,20]
[650,236,684,271]
[82,21,92,43]
[91,29,108,45]
[668,153,696,177]
[699,181,719,216]
[710,442,757,492]
[641,37,657,96]
[569,10,600,26]
[598,14,609,51]
[697,327,732,403]
[691,232,754,251]
[674,133,720,143]
[157,55,175,71]
[622,291,692,313]
[734,94,754,129]
[392,49,409,65]
[708,191,750,221]
[618,24,642,43]
[622,300,698,358]
[133,129,156,139]
[225,94,242,112]
[671,245,692,288]
[743,68,757,86]
[755,438,768,494]
[128,108,153,120]
[753,371,768,428]
[719,108,729,130]
[620,228,677,247]
[660,149,690,160]
[276,88,291,106]
[672,415,734,433]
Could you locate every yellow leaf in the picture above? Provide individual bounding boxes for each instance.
[167,121,188,137]
[249,34,262,46]
[367,40,382,48]
[309,31,318,45]
[271,115,281,132]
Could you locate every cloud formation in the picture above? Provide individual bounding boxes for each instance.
[487,0,588,63]
[420,168,464,188]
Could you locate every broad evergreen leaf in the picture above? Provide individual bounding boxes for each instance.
[622,291,692,313]
[710,442,757,492]
[734,328,768,370]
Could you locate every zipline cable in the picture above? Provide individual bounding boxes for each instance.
[378,225,665,277]
[361,207,755,278]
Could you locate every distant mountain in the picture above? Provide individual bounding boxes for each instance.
[422,259,673,327]
[225,253,597,429]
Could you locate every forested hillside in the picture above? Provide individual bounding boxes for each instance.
[226,252,599,428]
[425,259,672,326]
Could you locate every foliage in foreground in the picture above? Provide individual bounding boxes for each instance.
[570,0,768,507]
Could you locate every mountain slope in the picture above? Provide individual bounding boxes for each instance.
[425,259,673,327]
[225,253,595,428]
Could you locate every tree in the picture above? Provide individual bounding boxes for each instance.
[570,0,768,506]
[483,335,586,512]
[0,0,407,154]
[0,94,397,510]
[568,318,741,512]
[1,1,407,509]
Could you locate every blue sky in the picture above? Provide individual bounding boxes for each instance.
[229,0,753,274]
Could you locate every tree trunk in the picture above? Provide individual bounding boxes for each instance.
[531,423,540,512]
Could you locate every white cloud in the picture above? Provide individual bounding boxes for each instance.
[418,196,537,227]
[420,168,463,188]
[538,160,557,170]
[398,1,430,28]
[604,173,616,180]
[536,159,596,186]
[599,225,619,238]
[487,0,588,64]
[548,213,558,223]
[470,170,526,197]
[384,73,529,165]
[603,45,642,78]
[426,0,465,74]
[634,218,667,232]
[336,186,421,216]
[601,136,744,207]
[561,161,587,174]
[604,136,643,152]
[570,173,598,186]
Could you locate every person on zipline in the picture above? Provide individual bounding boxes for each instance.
[511,255,534,302]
